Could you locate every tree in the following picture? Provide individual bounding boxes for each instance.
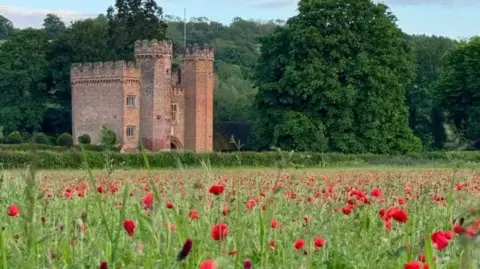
[405,35,456,149]
[252,0,421,153]
[106,0,168,60]
[437,36,480,143]
[0,29,50,134]
[0,15,14,40]
[44,16,112,135]
[43,14,66,39]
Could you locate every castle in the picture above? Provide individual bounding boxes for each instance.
[70,40,214,152]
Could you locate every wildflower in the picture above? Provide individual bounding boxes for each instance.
[371,188,383,198]
[177,238,193,261]
[390,208,408,223]
[143,192,153,210]
[342,205,353,215]
[404,261,428,269]
[199,259,218,269]
[269,240,276,249]
[294,239,305,250]
[188,209,199,220]
[270,219,280,228]
[123,219,136,237]
[209,184,225,195]
[211,223,228,241]
[99,260,108,269]
[7,204,19,217]
[314,237,326,248]
[431,231,452,250]
[166,201,174,209]
[453,225,464,234]
[243,259,252,269]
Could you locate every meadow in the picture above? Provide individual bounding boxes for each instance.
[1,166,480,269]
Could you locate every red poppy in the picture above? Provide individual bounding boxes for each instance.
[209,185,225,195]
[166,201,174,209]
[342,205,353,215]
[7,204,19,217]
[199,259,218,269]
[271,219,280,228]
[314,237,326,248]
[431,231,451,250]
[211,223,228,241]
[404,261,428,269]
[123,219,136,237]
[188,209,199,220]
[294,239,305,250]
[243,259,252,269]
[143,192,153,210]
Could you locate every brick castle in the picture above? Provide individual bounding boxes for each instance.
[70,40,214,152]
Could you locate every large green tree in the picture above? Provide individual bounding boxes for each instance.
[44,16,112,135]
[0,29,50,134]
[107,0,168,60]
[43,13,66,39]
[405,35,456,150]
[0,15,14,40]
[253,0,421,153]
[437,36,480,143]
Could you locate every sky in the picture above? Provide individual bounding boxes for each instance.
[0,0,478,39]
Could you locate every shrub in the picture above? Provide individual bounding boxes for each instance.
[100,126,116,149]
[6,131,23,144]
[32,132,50,145]
[78,134,91,144]
[0,150,479,169]
[57,133,73,148]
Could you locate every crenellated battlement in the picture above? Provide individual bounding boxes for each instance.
[71,61,139,83]
[183,43,214,61]
[171,87,184,96]
[134,39,173,58]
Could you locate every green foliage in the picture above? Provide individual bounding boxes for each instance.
[100,126,116,148]
[0,15,14,39]
[0,29,50,135]
[6,131,23,144]
[106,0,168,60]
[78,134,91,144]
[0,150,479,169]
[56,133,73,147]
[405,35,456,150]
[272,111,328,152]
[253,0,421,154]
[437,36,480,143]
[32,132,50,145]
[42,14,66,39]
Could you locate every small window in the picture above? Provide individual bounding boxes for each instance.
[171,104,178,123]
[126,95,136,106]
[126,126,135,137]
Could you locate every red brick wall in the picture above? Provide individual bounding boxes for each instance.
[181,45,214,152]
[135,40,172,151]
[71,61,140,146]
[171,86,185,149]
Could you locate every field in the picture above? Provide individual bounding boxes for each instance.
[1,167,480,269]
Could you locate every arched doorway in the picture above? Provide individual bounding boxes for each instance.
[170,136,183,150]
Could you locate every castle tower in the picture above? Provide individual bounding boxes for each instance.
[71,61,140,150]
[181,44,215,152]
[134,40,173,151]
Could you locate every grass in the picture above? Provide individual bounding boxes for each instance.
[0,165,480,268]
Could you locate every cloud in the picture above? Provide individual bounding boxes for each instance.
[249,0,478,9]
[250,0,297,8]
[0,5,96,28]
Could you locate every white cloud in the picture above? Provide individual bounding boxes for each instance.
[249,0,479,8]
[0,5,96,28]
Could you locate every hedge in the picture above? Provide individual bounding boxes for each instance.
[0,143,120,152]
[0,150,479,169]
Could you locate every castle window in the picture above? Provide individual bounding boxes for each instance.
[171,103,178,123]
[126,95,136,106]
[126,126,135,137]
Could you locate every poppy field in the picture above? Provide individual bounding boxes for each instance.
[1,167,480,269]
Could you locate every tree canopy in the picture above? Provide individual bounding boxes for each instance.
[253,0,422,153]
